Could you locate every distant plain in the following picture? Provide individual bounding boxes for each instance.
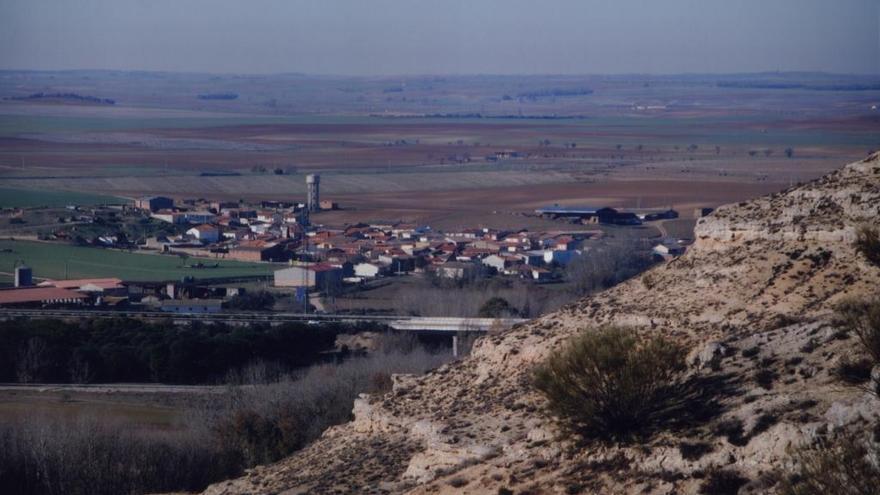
[1,71,877,229]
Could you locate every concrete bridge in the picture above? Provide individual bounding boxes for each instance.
[0,309,527,355]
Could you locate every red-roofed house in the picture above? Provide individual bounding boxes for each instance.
[0,287,87,306]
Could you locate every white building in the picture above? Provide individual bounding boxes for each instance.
[482,254,507,272]
[187,224,220,243]
[354,262,383,278]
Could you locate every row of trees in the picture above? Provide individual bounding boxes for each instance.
[0,318,384,384]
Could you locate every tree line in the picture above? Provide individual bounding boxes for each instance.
[0,318,385,384]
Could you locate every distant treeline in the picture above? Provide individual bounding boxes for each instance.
[0,318,385,384]
[199,171,242,177]
[5,92,115,104]
[718,81,880,91]
[516,87,594,99]
[374,113,587,120]
[197,92,239,100]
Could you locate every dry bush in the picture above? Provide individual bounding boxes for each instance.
[699,469,748,495]
[854,225,880,267]
[679,441,713,461]
[533,326,687,441]
[778,433,880,495]
[836,298,880,365]
[833,356,874,385]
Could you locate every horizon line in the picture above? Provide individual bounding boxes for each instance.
[1,68,879,79]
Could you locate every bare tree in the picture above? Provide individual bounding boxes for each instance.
[16,338,49,383]
[566,240,653,296]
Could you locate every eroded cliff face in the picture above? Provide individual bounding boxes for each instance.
[202,154,880,495]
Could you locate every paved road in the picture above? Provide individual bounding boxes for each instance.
[0,382,227,395]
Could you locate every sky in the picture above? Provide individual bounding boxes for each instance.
[0,0,878,75]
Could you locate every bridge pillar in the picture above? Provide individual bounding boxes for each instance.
[452,335,459,358]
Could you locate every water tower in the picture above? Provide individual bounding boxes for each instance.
[306,174,320,213]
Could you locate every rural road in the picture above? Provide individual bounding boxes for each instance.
[0,383,228,395]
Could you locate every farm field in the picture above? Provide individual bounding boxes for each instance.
[0,388,186,431]
[0,187,125,208]
[0,71,877,231]
[0,239,277,282]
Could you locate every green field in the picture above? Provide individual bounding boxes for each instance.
[0,240,277,282]
[0,187,126,208]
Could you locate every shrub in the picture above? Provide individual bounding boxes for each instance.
[833,356,873,385]
[836,298,880,365]
[479,297,518,318]
[533,326,687,441]
[754,368,778,389]
[741,346,760,358]
[448,476,469,487]
[779,433,880,495]
[679,441,714,461]
[854,225,880,267]
[699,469,748,495]
[715,418,748,446]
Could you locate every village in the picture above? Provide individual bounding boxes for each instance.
[0,174,698,312]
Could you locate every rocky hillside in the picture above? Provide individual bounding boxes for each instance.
[202,154,880,495]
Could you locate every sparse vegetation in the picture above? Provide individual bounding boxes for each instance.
[533,326,687,441]
[779,433,880,495]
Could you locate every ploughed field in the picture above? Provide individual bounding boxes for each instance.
[1,72,877,230]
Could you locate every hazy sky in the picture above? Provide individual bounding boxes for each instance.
[1,0,878,75]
